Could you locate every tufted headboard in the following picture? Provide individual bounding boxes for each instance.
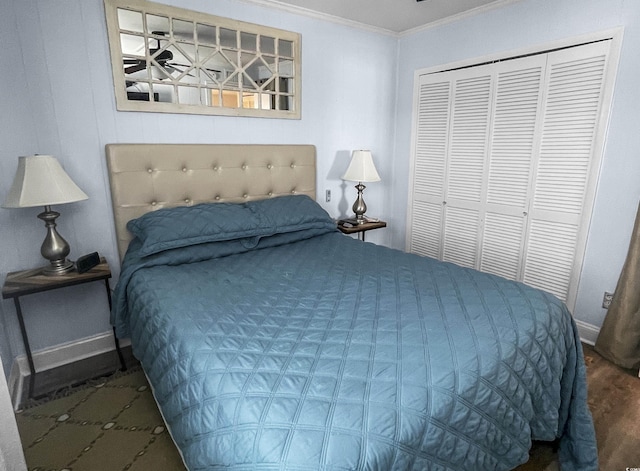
[106,144,316,261]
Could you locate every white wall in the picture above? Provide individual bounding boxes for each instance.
[0,0,42,378]
[0,2,38,466]
[0,0,397,373]
[392,0,640,331]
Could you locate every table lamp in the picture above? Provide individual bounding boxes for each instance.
[342,150,381,224]
[3,155,88,275]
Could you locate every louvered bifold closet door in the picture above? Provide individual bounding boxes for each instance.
[523,40,611,302]
[410,57,545,270]
[408,39,612,309]
[441,68,492,268]
[409,76,452,259]
[480,57,545,280]
[410,66,495,265]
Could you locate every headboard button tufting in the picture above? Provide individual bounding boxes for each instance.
[147,168,153,174]
[182,167,187,172]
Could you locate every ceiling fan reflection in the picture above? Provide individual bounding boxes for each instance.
[123,49,195,78]
[123,31,219,80]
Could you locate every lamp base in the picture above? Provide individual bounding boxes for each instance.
[351,182,368,224]
[43,259,75,276]
[38,205,74,276]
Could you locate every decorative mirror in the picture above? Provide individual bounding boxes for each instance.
[104,0,301,119]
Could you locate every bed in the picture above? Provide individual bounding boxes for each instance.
[106,143,598,471]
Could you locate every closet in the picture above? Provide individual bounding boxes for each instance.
[407,37,618,310]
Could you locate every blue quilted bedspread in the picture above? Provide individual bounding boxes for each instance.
[112,199,597,471]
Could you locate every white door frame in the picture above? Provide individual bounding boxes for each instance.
[0,372,26,471]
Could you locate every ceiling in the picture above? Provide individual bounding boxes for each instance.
[244,0,511,34]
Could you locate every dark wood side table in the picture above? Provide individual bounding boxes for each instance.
[2,258,126,398]
[337,219,387,241]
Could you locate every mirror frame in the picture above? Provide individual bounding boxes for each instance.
[104,0,302,119]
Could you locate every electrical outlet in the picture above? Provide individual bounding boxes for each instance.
[602,291,614,309]
[325,189,331,202]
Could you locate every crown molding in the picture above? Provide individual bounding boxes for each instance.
[234,0,399,37]
[400,0,522,37]
[235,0,523,37]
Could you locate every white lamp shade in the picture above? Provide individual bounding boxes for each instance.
[3,155,88,208]
[342,150,381,183]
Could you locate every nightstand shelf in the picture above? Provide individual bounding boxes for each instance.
[2,258,126,399]
[337,219,387,241]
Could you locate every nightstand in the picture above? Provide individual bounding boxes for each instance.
[2,258,126,398]
[337,219,387,241]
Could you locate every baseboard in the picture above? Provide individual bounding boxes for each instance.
[9,331,132,410]
[575,319,600,346]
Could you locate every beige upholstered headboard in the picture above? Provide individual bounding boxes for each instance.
[106,144,317,261]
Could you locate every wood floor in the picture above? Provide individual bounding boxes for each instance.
[582,343,640,469]
[515,343,640,470]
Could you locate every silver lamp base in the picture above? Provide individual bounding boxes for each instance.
[351,182,368,224]
[43,259,74,276]
[38,205,74,276]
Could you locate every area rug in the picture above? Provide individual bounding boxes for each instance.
[15,367,186,471]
